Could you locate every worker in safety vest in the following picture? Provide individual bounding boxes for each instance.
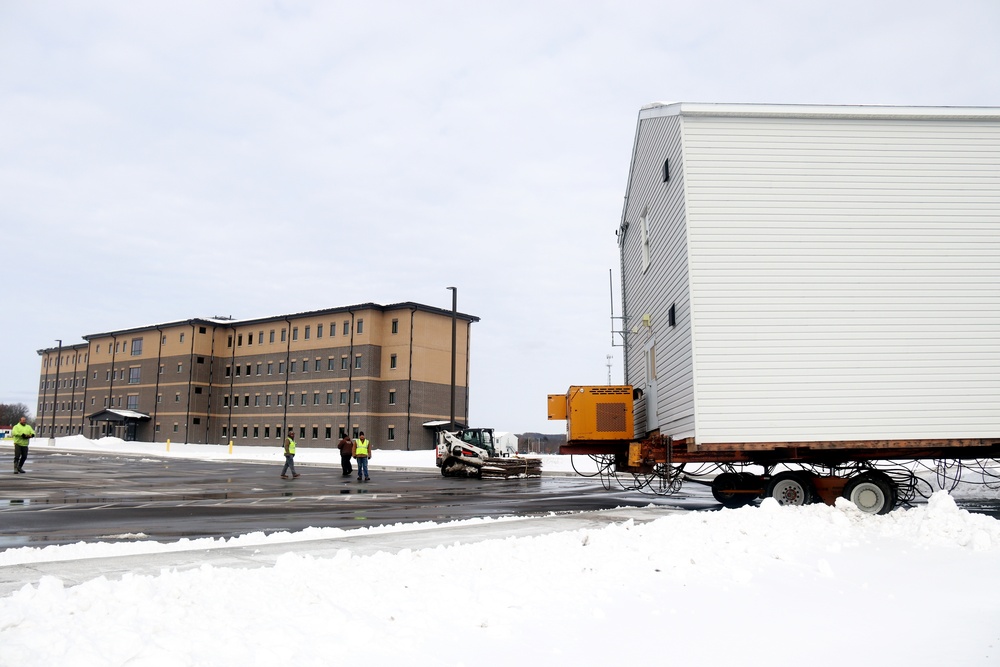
[281,428,300,479]
[353,430,371,482]
[12,416,35,474]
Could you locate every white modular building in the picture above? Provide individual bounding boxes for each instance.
[618,103,1000,451]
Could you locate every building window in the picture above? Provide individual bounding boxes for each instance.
[245,364,251,376]
[391,319,398,334]
[279,361,286,374]
[270,330,276,343]
[254,426,260,438]
[175,393,180,402]
[242,426,248,438]
[277,394,283,406]
[254,395,260,407]
[197,356,205,364]
[180,333,185,343]
[353,390,360,404]
[281,328,287,342]
[129,367,141,384]
[256,363,262,376]
[317,324,323,338]
[312,426,319,439]
[159,365,164,375]
[267,362,273,375]
[388,426,395,441]
[177,363,183,373]
[640,210,651,272]
[290,360,297,373]
[173,424,179,433]
[355,355,362,370]
[195,387,203,394]
[356,319,364,334]
[388,390,396,405]
[326,392,333,405]
[131,338,143,355]
[299,426,306,440]
[390,354,397,369]
[264,426,270,438]
[238,334,243,346]
[341,356,348,370]
[193,417,201,425]
[224,395,230,407]
[259,331,264,344]
[314,359,321,372]
[266,394,272,407]
[343,321,349,336]
[235,365,241,377]
[244,395,250,407]
[228,335,233,348]
[292,327,298,341]
[304,325,310,340]
[127,395,138,410]
[313,393,320,405]
[339,391,347,405]
[330,322,336,336]
[328,358,335,371]
[325,426,331,439]
[300,392,307,406]
[247,332,253,346]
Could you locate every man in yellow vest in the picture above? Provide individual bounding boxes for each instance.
[353,430,371,482]
[12,416,35,474]
[281,427,300,479]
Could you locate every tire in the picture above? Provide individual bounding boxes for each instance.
[766,471,814,506]
[440,458,456,477]
[843,473,895,514]
[712,473,746,508]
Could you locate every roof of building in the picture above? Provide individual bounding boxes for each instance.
[639,102,1000,121]
[86,409,151,422]
[38,301,480,352]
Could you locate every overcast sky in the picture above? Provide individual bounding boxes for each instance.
[3,0,999,434]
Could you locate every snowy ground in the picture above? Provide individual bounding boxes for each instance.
[2,437,999,666]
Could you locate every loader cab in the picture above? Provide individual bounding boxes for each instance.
[458,428,496,458]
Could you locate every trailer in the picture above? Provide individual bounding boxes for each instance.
[549,385,1000,513]
[555,103,1000,513]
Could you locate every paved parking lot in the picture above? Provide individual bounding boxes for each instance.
[1,449,710,549]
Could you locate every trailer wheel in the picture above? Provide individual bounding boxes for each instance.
[712,473,758,508]
[766,471,814,506]
[843,473,895,514]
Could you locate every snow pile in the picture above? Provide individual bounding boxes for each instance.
[2,492,999,666]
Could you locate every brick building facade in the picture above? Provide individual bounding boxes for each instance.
[36,302,477,450]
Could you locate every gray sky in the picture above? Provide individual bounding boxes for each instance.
[3,0,999,434]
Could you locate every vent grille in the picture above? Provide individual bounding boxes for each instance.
[596,402,626,432]
[587,387,631,396]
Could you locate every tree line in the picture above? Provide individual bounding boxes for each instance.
[0,403,32,425]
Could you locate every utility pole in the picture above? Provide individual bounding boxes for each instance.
[447,286,457,431]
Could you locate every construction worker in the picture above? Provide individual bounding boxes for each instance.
[12,416,35,474]
[281,428,300,479]
[353,430,371,482]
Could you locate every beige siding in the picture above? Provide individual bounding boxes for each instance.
[677,112,1000,443]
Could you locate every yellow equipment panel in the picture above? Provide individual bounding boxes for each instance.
[549,386,634,442]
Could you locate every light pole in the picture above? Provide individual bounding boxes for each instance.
[51,339,62,444]
[447,287,457,432]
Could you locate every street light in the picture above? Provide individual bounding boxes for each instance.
[51,339,62,444]
[447,287,457,431]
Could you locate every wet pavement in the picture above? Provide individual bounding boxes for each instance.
[0,450,714,551]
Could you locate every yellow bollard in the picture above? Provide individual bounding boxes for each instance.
[166,438,171,452]
[228,440,233,454]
